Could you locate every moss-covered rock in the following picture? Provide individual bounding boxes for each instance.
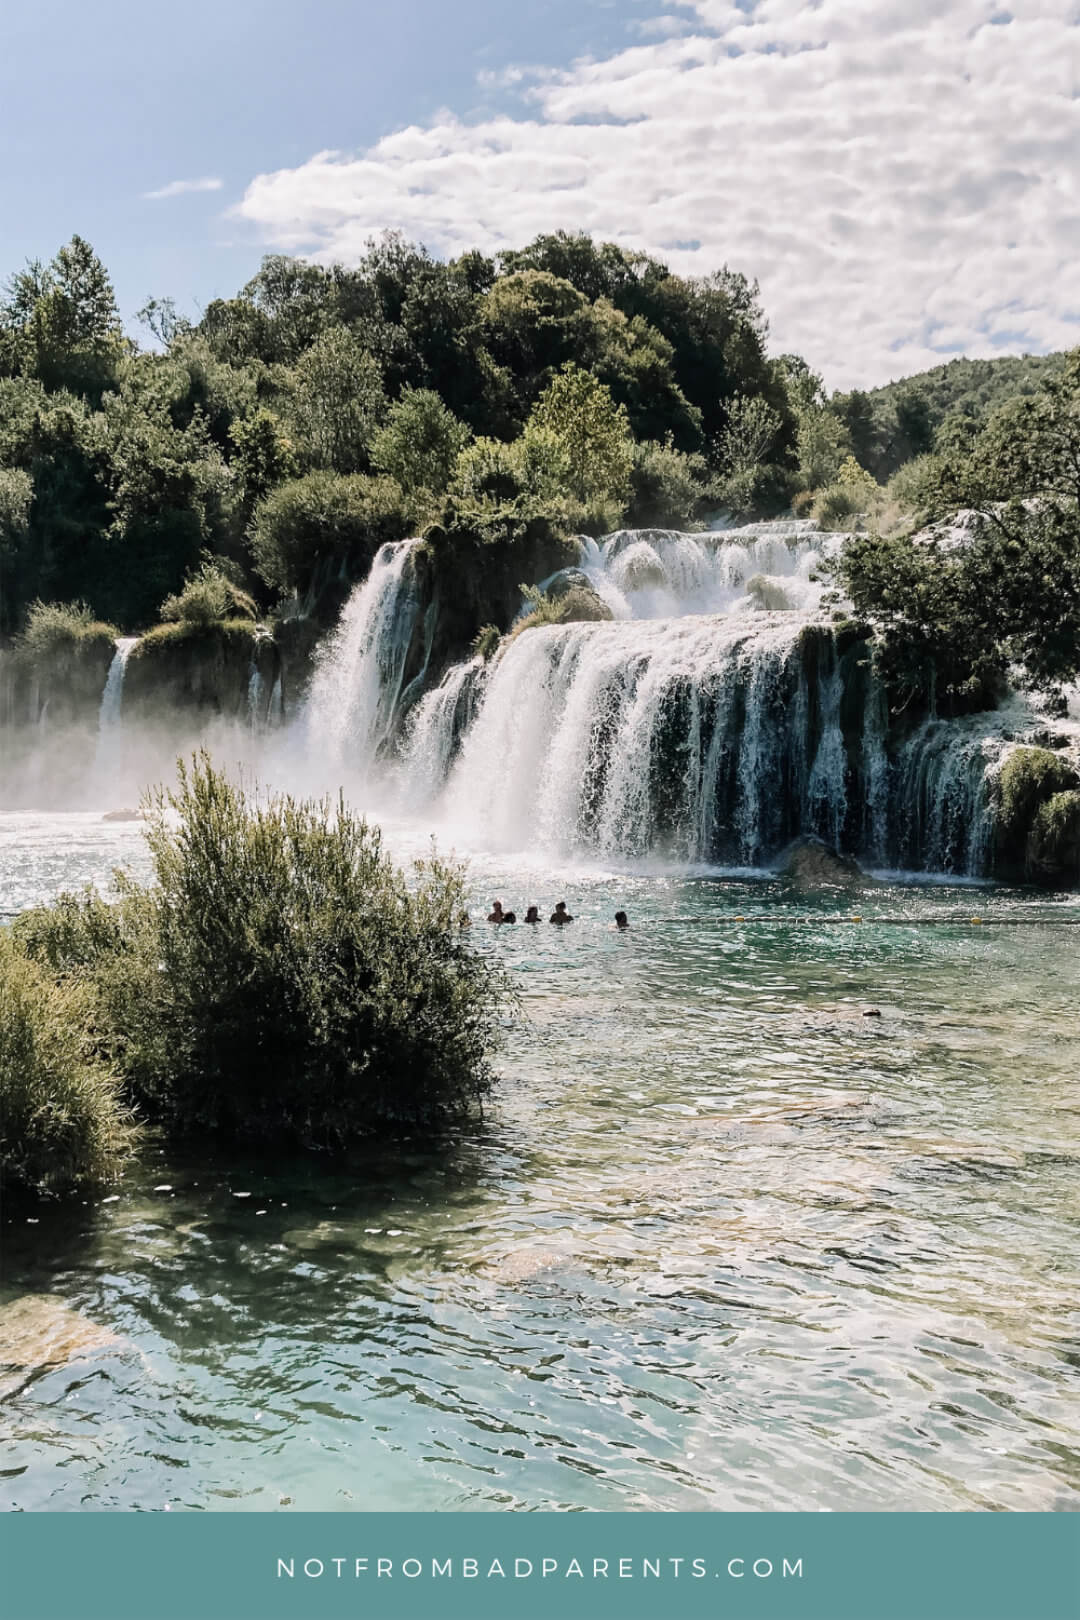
[1027,790,1080,885]
[124,619,274,721]
[992,747,1080,883]
[403,510,579,687]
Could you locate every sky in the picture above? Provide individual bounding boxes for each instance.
[2,0,1077,389]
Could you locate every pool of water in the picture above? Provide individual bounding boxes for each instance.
[1,812,1078,1512]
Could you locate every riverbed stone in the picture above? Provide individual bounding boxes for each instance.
[778,835,867,889]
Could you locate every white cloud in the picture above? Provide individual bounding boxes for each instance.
[233,1,1080,387]
[144,176,224,201]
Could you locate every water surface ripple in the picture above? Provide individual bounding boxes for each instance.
[1,815,1078,1511]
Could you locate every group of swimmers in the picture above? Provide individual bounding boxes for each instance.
[482,900,630,929]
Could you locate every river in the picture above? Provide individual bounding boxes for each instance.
[1,811,1078,1512]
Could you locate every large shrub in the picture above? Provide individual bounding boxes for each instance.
[0,931,135,1199]
[249,470,413,597]
[13,598,118,666]
[17,757,512,1150]
[159,557,257,625]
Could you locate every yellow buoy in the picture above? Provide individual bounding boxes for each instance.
[851,915,862,922]
[971,916,982,925]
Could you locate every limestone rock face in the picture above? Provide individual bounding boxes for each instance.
[778,835,867,889]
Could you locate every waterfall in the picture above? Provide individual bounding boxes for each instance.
[93,637,137,765]
[247,664,266,732]
[303,539,421,773]
[435,615,854,863]
[567,521,835,621]
[294,519,1010,876]
[398,657,486,807]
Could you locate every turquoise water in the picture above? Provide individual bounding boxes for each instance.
[1,813,1078,1512]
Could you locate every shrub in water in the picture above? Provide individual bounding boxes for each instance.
[20,757,512,1150]
[0,931,136,1199]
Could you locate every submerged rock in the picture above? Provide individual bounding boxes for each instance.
[778,835,867,890]
[0,1294,124,1397]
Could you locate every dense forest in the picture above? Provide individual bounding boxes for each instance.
[0,230,1076,718]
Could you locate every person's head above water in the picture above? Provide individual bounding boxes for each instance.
[487,900,505,922]
[524,905,540,923]
[549,900,573,922]
[615,910,630,929]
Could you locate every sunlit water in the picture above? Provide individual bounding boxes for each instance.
[1,812,1078,1512]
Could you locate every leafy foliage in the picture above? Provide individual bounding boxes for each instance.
[14,756,513,1151]
[0,229,808,638]
[0,930,135,1199]
[249,471,413,597]
[831,351,1080,710]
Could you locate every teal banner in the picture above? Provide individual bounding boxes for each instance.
[0,1513,1075,1620]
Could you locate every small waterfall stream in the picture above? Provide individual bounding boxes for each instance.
[92,637,138,791]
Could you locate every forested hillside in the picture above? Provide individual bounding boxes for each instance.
[0,229,1074,693]
[0,231,798,634]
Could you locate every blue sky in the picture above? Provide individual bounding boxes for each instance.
[1,0,644,325]
[2,0,1076,388]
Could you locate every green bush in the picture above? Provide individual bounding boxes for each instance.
[160,558,257,625]
[18,757,513,1149]
[0,930,136,1199]
[13,598,119,667]
[249,471,414,598]
[626,438,705,529]
[1028,790,1080,881]
[471,624,501,661]
[995,748,1079,851]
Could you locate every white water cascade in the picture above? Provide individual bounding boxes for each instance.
[297,520,1008,875]
[92,637,138,787]
[303,538,422,773]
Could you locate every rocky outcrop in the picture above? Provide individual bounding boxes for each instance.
[990,746,1080,885]
[778,835,868,889]
[123,621,279,722]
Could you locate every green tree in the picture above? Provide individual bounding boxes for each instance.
[796,407,851,491]
[834,350,1080,708]
[527,363,633,509]
[371,388,471,504]
[2,236,123,397]
[249,470,412,597]
[285,327,385,473]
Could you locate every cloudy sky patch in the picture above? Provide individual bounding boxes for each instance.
[144,176,224,201]
[234,0,1079,387]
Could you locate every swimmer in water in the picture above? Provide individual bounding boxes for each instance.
[524,905,541,924]
[549,901,573,924]
[614,910,630,930]
[487,900,506,923]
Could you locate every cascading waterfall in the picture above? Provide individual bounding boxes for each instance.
[438,615,854,862]
[398,657,486,807]
[303,538,421,772]
[247,664,266,732]
[92,637,137,785]
[296,520,1009,876]
[566,521,834,622]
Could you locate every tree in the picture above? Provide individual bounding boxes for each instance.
[527,363,633,509]
[796,407,851,491]
[833,350,1080,709]
[1,236,122,397]
[285,327,385,474]
[715,393,783,515]
[370,388,471,504]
